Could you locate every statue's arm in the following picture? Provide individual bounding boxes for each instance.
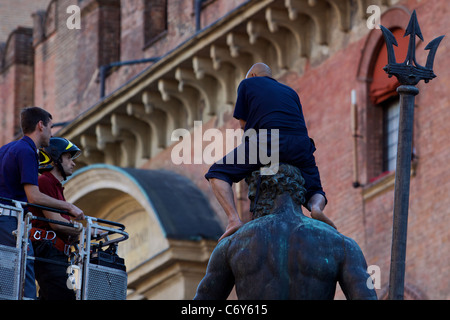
[338,237,378,300]
[194,241,235,300]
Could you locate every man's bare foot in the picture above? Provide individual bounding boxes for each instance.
[311,207,337,229]
[219,220,244,242]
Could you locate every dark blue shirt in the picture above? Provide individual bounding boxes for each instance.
[207,77,324,202]
[233,76,309,136]
[0,136,39,204]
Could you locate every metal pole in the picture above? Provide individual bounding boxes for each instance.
[380,10,444,300]
[388,85,418,300]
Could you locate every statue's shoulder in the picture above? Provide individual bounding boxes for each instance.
[225,214,279,250]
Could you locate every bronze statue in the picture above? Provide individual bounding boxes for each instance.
[195,164,377,300]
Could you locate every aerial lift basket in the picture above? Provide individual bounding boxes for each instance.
[0,198,129,300]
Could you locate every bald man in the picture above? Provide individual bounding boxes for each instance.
[205,63,335,240]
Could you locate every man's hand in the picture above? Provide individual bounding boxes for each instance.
[67,203,84,220]
[25,184,85,220]
[238,119,246,130]
[308,193,337,229]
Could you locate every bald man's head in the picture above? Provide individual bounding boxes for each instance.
[245,63,272,79]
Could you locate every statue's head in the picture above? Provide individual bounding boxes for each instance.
[245,164,306,219]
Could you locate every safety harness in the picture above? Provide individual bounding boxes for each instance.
[30,227,71,256]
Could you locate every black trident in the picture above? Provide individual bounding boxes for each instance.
[380,10,444,300]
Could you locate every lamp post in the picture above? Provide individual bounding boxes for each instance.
[380,10,444,300]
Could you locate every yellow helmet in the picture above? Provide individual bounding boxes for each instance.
[39,137,81,172]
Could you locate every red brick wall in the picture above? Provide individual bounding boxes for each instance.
[0,0,51,43]
[403,0,450,298]
[287,1,450,299]
[29,0,249,124]
[33,0,81,122]
[0,64,17,146]
[0,27,34,145]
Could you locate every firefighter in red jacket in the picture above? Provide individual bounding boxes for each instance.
[30,137,83,300]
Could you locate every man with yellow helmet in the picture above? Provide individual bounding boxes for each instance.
[29,137,82,300]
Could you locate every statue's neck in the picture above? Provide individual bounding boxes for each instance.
[271,193,305,217]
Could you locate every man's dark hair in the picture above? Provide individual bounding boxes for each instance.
[20,107,52,134]
[245,164,306,218]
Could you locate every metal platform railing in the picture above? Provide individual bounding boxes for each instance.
[0,197,129,300]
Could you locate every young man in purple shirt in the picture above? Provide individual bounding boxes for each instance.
[0,107,84,299]
[205,63,336,240]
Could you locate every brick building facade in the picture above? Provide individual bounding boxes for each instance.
[0,0,448,299]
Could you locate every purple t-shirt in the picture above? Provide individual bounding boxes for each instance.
[0,136,39,204]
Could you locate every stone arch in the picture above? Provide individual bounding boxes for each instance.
[63,164,223,299]
[357,6,411,82]
[64,164,168,270]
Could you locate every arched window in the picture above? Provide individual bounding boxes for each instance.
[355,7,413,191]
[370,28,408,105]
[368,28,408,180]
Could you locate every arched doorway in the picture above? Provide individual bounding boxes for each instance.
[63,164,222,299]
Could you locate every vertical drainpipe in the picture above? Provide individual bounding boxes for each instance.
[195,0,205,31]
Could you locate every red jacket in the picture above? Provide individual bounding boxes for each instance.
[30,171,72,243]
